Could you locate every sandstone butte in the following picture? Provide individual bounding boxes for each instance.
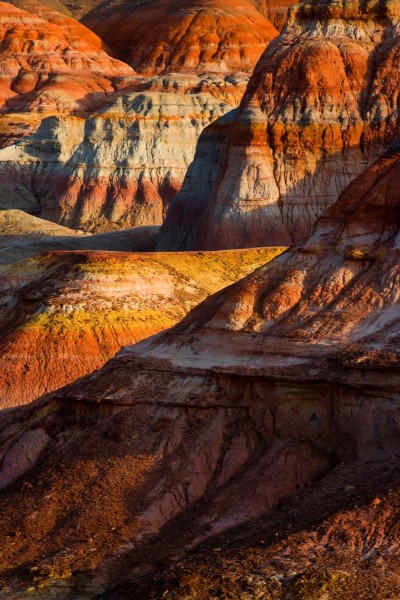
[0,244,282,407]
[0,141,398,597]
[83,0,279,75]
[159,0,400,251]
[0,0,134,144]
[0,0,279,231]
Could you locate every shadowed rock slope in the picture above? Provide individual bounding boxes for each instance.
[159,0,400,250]
[0,145,398,597]
[0,246,282,407]
[0,209,160,264]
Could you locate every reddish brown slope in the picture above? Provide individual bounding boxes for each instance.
[83,0,278,75]
[159,0,400,250]
[0,147,398,597]
[0,247,282,408]
[0,0,133,124]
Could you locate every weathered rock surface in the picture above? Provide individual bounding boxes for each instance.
[0,146,398,597]
[159,0,400,250]
[0,0,133,119]
[0,246,281,407]
[0,0,277,231]
[0,91,234,230]
[9,0,294,30]
[83,0,278,75]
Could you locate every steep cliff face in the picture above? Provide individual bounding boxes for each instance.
[0,247,281,407]
[159,0,400,250]
[0,91,234,230]
[0,148,398,596]
[83,0,278,75]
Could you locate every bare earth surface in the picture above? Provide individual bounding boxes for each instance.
[0,144,398,597]
[0,245,283,407]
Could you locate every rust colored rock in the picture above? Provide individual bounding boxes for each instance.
[0,147,398,595]
[159,0,400,250]
[0,0,133,118]
[0,245,282,407]
[83,0,278,75]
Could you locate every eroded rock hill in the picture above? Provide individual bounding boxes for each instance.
[0,246,282,407]
[83,0,278,75]
[0,145,398,597]
[0,209,159,264]
[0,0,278,231]
[0,0,132,120]
[9,0,294,30]
[159,0,400,250]
[0,91,234,229]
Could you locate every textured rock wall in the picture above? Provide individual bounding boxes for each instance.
[83,0,278,75]
[159,0,400,250]
[0,90,234,230]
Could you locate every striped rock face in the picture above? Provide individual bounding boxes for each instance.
[0,245,282,407]
[0,0,278,231]
[0,1,133,116]
[0,149,398,597]
[83,0,278,75]
[159,0,400,250]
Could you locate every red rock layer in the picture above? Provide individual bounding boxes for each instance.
[0,0,133,116]
[159,0,400,250]
[0,147,398,596]
[0,247,281,407]
[83,0,278,75]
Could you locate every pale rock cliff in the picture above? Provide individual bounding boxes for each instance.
[159,0,400,250]
[0,90,233,230]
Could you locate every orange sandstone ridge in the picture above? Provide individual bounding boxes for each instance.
[0,246,282,407]
[159,0,400,250]
[83,0,278,75]
[0,145,398,597]
[0,0,133,118]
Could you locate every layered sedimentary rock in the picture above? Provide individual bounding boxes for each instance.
[0,246,281,407]
[159,0,400,250]
[83,0,278,74]
[0,91,234,230]
[0,0,277,230]
[0,1,132,118]
[0,146,398,596]
[9,0,293,28]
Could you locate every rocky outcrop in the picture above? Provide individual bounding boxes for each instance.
[0,246,281,407]
[0,146,398,596]
[0,0,277,230]
[159,0,400,250]
[0,1,133,118]
[83,0,278,75]
[0,91,234,230]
